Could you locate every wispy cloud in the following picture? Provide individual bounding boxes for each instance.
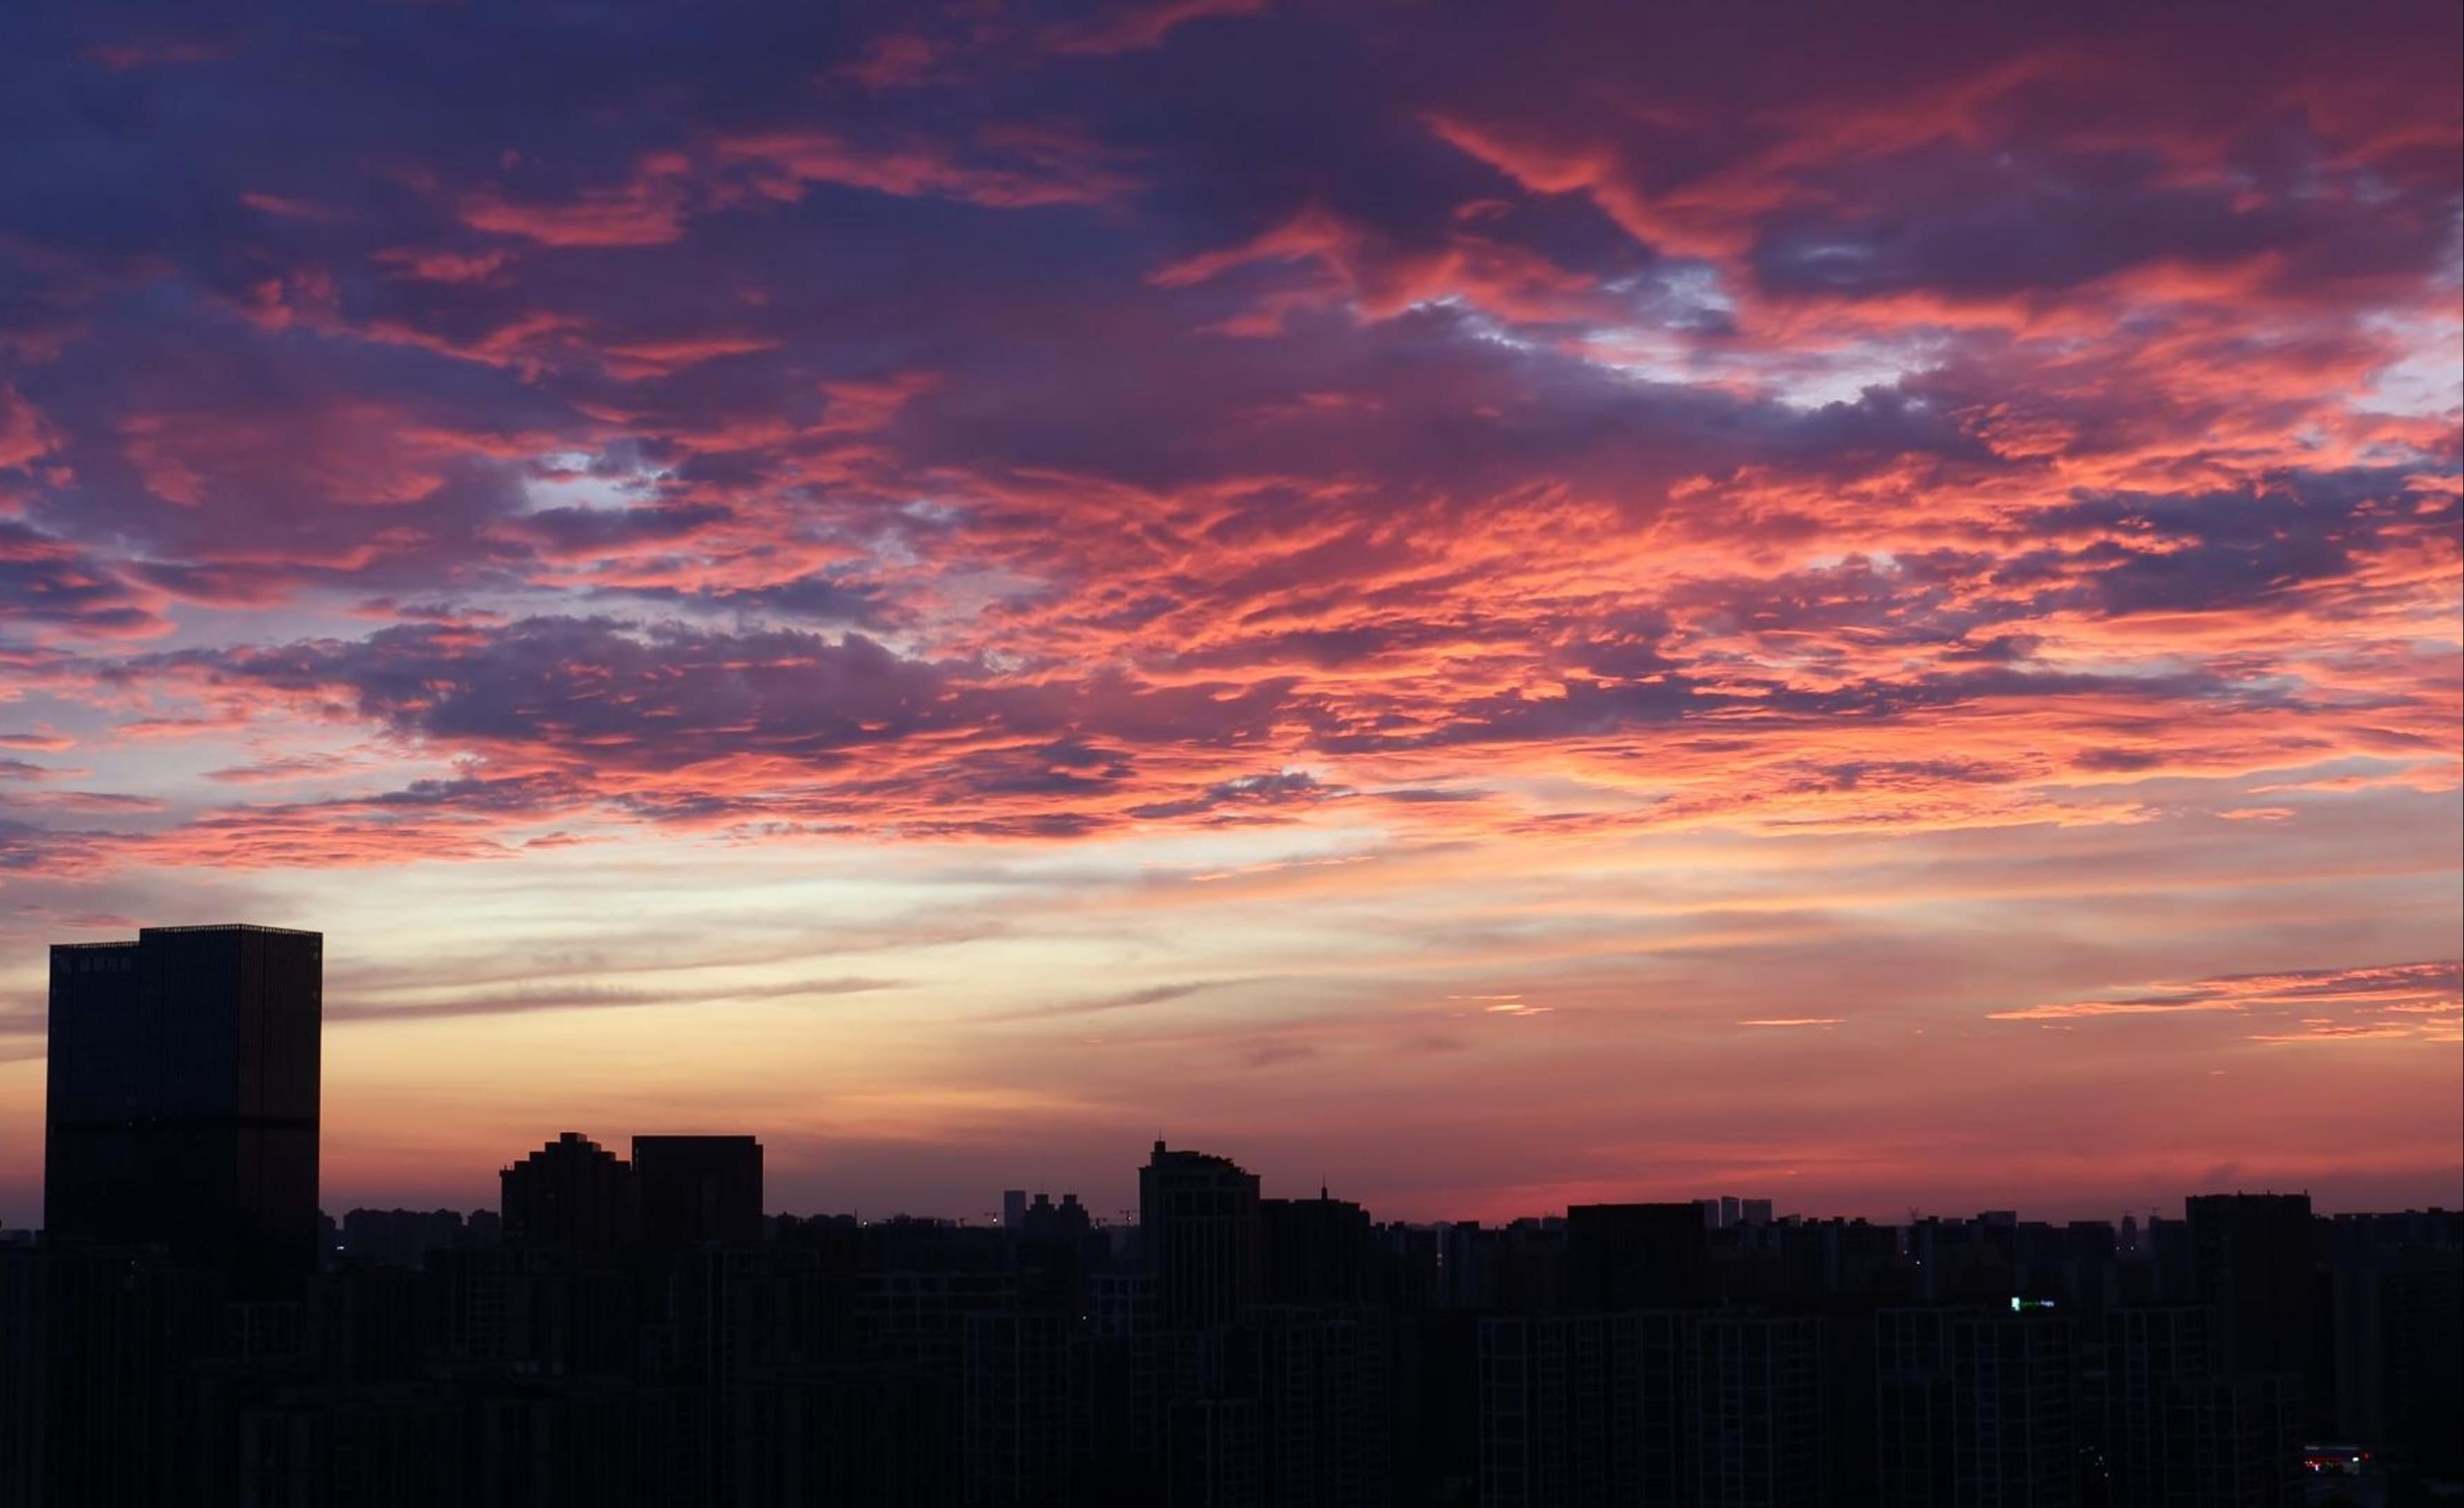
[1995,961,2461,1044]
[978,978,1260,1023]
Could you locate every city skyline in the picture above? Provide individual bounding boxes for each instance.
[38,923,2434,1240]
[8,910,2461,1227]
[16,922,2452,1235]
[3,1,2461,1233]
[17,920,2462,1502]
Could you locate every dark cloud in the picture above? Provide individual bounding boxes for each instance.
[1748,149,2451,304]
[0,522,165,638]
[135,616,956,770]
[0,0,2452,854]
[508,503,734,555]
[607,574,896,630]
[2028,474,2461,618]
[1126,769,1327,820]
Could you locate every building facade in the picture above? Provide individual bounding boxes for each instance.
[44,924,323,1298]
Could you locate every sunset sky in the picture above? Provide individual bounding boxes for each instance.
[1,1,2458,1228]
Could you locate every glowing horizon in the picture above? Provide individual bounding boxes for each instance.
[1,1,2458,1227]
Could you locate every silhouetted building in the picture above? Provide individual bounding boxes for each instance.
[501,1134,640,1259]
[963,1308,1075,1504]
[1141,1142,1261,1331]
[1878,1306,2078,1506]
[338,1208,468,1270]
[1689,1312,1824,1505]
[633,1134,763,1252]
[2095,1301,2302,1507]
[1950,1307,2075,1505]
[1478,1311,1685,1507]
[2101,1306,2213,1507]
[1232,1306,1391,1507]
[1566,1202,1707,1310]
[2186,1193,2316,1392]
[1876,1308,1958,1507]
[2162,1370,2300,1507]
[1015,1190,1093,1242]
[45,924,323,1298]
[1260,1192,1373,1307]
[2322,1218,2463,1477]
[1167,1396,1262,1507]
[0,1243,226,1508]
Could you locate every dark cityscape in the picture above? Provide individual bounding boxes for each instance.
[3,926,2456,1505]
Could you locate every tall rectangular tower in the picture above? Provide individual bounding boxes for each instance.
[1139,1141,1261,1331]
[2187,1192,2316,1377]
[634,1134,764,1250]
[44,924,323,1296]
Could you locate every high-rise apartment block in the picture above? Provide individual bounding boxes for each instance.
[44,924,323,1296]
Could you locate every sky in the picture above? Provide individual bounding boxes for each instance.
[0,1,2458,1229]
